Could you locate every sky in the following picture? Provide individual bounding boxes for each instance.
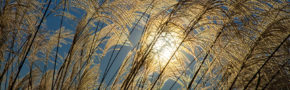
[12,0,236,89]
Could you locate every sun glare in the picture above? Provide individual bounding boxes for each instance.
[148,31,182,66]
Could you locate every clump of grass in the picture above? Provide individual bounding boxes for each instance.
[0,0,289,90]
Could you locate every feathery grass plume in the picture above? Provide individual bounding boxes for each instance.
[0,0,289,89]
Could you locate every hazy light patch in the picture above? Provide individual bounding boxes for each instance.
[148,31,181,66]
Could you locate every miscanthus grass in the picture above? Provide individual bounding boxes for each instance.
[0,0,289,89]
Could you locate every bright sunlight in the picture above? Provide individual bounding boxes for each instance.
[148,31,182,66]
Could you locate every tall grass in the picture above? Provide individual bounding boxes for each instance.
[0,0,289,89]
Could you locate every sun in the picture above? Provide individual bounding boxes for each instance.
[143,15,185,68]
[147,31,182,66]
